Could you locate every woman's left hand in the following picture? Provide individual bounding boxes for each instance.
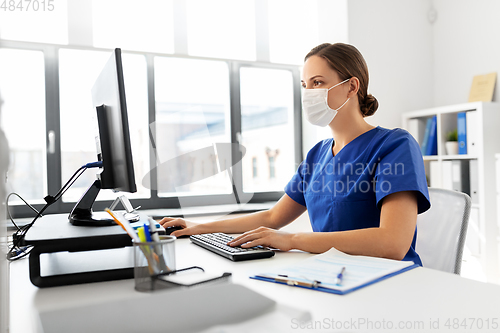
[228,227,294,251]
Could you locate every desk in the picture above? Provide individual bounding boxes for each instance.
[9,214,500,333]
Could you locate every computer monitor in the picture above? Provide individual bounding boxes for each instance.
[69,48,137,226]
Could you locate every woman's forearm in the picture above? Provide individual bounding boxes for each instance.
[291,227,410,260]
[290,191,417,259]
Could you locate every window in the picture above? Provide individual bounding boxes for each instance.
[59,49,150,202]
[239,66,296,193]
[92,0,175,54]
[268,155,276,179]
[0,48,46,203]
[0,0,315,218]
[186,0,256,60]
[154,57,232,198]
[252,157,258,178]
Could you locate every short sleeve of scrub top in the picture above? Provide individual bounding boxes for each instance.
[284,126,430,266]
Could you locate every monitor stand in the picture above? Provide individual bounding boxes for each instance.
[69,179,113,226]
[69,179,139,226]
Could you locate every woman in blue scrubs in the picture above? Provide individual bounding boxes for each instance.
[160,43,430,264]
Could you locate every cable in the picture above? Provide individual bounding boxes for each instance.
[6,192,41,231]
[6,161,103,262]
[43,165,86,205]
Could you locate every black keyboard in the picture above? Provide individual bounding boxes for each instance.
[190,233,275,261]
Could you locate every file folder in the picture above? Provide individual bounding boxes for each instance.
[458,112,467,154]
[425,116,437,156]
[466,111,478,156]
[452,160,470,195]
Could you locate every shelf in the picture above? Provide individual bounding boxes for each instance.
[441,154,478,160]
[403,101,499,118]
[423,155,478,161]
[403,101,500,282]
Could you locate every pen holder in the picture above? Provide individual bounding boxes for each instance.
[133,235,176,292]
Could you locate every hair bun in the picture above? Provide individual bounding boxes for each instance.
[361,94,378,117]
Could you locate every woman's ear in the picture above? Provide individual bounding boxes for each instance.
[347,77,360,98]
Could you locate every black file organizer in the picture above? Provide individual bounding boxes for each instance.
[24,213,152,288]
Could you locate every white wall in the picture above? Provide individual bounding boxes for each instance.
[346,0,434,129]
[302,0,350,155]
[433,0,500,106]
[344,0,500,125]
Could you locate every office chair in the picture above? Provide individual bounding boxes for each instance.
[415,188,471,275]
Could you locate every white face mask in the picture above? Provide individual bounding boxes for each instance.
[301,79,350,127]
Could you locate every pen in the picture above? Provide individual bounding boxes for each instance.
[105,208,140,242]
[142,222,153,242]
[137,226,159,274]
[147,217,161,232]
[105,209,127,232]
[148,217,163,244]
[336,267,346,286]
[148,217,170,272]
[274,275,320,288]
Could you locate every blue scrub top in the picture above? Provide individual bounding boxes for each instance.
[285,126,430,265]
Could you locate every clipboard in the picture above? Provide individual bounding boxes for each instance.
[250,247,419,295]
[251,264,418,295]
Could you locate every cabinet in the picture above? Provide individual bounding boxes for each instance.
[402,102,500,283]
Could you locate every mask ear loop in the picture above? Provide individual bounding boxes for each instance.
[327,78,350,91]
[334,97,350,111]
[326,78,351,111]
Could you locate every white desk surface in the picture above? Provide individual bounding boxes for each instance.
[9,213,500,333]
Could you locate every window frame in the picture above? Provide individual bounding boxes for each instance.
[1,40,303,218]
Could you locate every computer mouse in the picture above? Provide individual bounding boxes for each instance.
[163,225,187,237]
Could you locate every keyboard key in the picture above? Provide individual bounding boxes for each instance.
[190,233,275,261]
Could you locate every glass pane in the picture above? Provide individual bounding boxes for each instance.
[186,0,256,61]
[92,0,174,54]
[240,67,296,193]
[154,57,231,197]
[0,0,68,44]
[59,49,150,202]
[0,49,46,203]
[268,0,319,65]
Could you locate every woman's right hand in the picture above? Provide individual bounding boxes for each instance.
[158,217,203,237]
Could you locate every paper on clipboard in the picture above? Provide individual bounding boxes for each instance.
[252,247,416,294]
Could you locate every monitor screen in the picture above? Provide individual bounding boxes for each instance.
[69,48,137,226]
[91,48,137,193]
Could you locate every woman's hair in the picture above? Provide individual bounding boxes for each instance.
[305,43,378,117]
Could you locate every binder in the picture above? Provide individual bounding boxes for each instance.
[407,118,426,145]
[469,159,479,204]
[441,160,454,190]
[429,161,441,188]
[420,118,433,155]
[425,116,438,155]
[251,247,418,295]
[452,160,470,195]
[466,111,478,156]
[457,112,467,154]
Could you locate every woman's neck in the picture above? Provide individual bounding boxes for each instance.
[329,107,375,155]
